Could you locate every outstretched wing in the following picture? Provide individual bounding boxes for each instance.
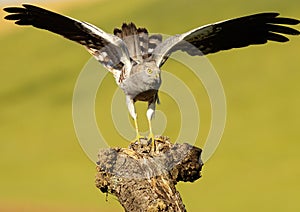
[152,13,300,67]
[3,4,132,84]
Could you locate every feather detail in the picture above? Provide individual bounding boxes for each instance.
[113,23,163,62]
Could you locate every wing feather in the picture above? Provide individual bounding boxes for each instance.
[153,12,299,67]
[3,4,132,84]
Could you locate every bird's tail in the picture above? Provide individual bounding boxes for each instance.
[114,23,162,62]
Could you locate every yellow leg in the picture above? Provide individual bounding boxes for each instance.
[130,118,144,145]
[148,119,156,151]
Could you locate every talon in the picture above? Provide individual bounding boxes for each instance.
[130,133,144,145]
[154,136,164,142]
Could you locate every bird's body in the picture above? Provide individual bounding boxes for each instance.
[3,4,300,149]
[120,61,161,101]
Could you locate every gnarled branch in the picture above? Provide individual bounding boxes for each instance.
[95,136,203,212]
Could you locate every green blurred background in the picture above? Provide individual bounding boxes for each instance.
[1,0,300,211]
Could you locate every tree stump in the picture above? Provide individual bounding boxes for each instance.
[95,136,203,212]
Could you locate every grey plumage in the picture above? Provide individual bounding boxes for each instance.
[120,61,161,100]
[3,4,300,146]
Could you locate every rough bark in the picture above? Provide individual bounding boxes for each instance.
[95,136,203,212]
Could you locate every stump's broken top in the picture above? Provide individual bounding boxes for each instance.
[95,136,203,212]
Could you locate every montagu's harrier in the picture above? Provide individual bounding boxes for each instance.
[4,4,299,150]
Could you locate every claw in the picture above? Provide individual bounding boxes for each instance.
[154,136,164,142]
[130,133,145,145]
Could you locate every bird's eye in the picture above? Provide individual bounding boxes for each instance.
[147,69,153,74]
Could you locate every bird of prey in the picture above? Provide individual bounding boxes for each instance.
[4,4,300,150]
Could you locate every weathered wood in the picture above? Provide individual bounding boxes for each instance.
[95,136,203,212]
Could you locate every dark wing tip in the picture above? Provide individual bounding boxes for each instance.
[251,12,280,18]
[4,3,39,11]
[3,6,24,23]
[3,4,48,16]
[269,15,300,38]
[267,24,300,36]
[22,4,39,9]
[256,13,300,39]
[22,3,34,7]
[3,6,25,13]
[3,5,31,25]
[15,20,31,26]
[274,17,300,25]
[268,32,290,42]
[266,12,280,16]
[4,14,22,20]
